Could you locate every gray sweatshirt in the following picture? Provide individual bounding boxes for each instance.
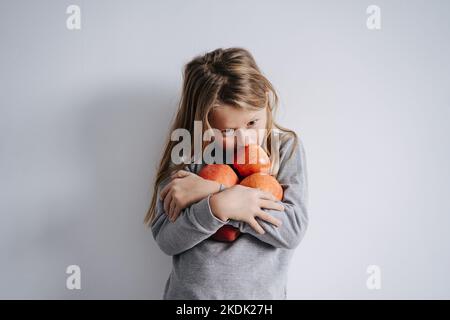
[151,133,309,299]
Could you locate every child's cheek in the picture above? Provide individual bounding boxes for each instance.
[236,130,260,147]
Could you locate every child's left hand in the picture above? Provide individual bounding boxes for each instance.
[160,170,221,222]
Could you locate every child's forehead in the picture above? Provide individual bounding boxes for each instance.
[209,104,265,127]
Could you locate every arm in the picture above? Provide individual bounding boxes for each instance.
[227,135,309,249]
[160,168,222,222]
[151,174,228,256]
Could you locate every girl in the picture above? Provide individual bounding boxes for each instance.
[145,47,309,299]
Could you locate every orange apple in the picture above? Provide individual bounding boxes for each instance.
[233,144,271,177]
[240,173,283,201]
[198,164,239,188]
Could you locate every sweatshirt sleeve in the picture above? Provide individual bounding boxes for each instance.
[151,174,228,256]
[227,134,309,249]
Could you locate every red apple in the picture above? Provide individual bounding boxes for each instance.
[211,225,241,242]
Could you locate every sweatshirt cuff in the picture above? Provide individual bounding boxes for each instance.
[192,195,228,232]
[226,219,241,230]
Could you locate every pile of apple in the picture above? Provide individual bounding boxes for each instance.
[198,144,283,242]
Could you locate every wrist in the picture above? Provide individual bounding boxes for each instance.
[209,193,228,222]
[205,180,222,194]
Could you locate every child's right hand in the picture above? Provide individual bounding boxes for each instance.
[209,185,284,234]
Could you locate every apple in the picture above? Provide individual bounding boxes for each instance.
[198,164,239,187]
[211,225,241,242]
[233,144,271,177]
[240,173,283,201]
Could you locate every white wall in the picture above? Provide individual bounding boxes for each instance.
[1,0,449,299]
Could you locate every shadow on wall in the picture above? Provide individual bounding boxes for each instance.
[61,81,178,299]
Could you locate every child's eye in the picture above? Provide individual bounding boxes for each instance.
[221,128,235,137]
[247,119,258,127]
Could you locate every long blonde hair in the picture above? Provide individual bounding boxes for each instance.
[144,47,298,226]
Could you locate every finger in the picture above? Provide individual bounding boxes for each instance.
[257,210,282,227]
[163,190,173,214]
[160,182,172,201]
[169,199,177,221]
[257,189,277,201]
[171,205,182,222]
[248,218,265,235]
[171,170,190,179]
[259,199,284,212]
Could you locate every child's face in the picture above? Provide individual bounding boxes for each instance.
[208,104,268,152]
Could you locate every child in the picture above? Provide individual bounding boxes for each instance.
[145,47,309,299]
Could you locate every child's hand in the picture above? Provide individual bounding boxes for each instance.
[209,185,284,234]
[160,170,221,222]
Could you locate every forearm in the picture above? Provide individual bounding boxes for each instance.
[227,200,308,249]
[196,179,223,202]
[228,134,309,249]
[152,195,227,255]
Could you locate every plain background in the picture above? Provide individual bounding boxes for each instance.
[1,0,449,299]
